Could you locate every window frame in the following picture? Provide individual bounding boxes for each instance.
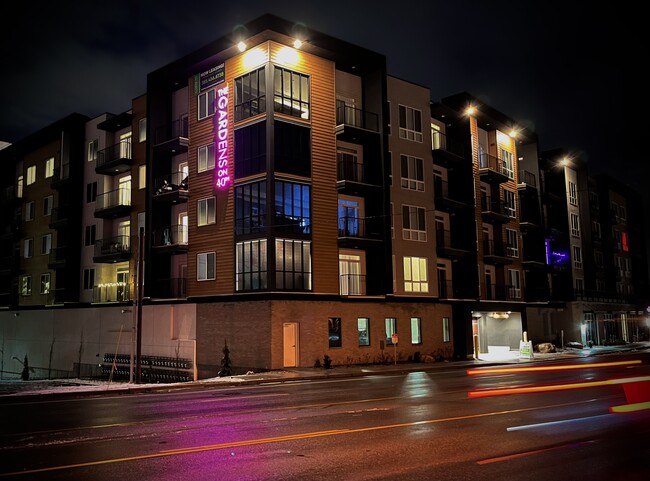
[45,157,54,178]
[197,197,216,226]
[198,88,217,121]
[398,104,423,142]
[403,256,429,293]
[410,317,422,345]
[43,195,53,217]
[197,143,216,173]
[41,234,52,255]
[400,154,424,191]
[234,66,266,122]
[197,252,216,281]
[402,204,427,241]
[358,318,370,346]
[273,66,310,120]
[21,275,32,296]
[235,239,268,291]
[40,273,51,295]
[442,317,451,342]
[26,165,36,185]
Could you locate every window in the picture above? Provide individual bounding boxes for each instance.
[508,269,521,299]
[570,213,580,237]
[402,205,427,241]
[138,118,147,142]
[235,181,267,235]
[85,225,96,247]
[83,268,95,290]
[234,121,266,178]
[138,165,146,189]
[338,198,361,237]
[390,203,394,239]
[197,252,216,280]
[501,149,514,179]
[198,143,215,172]
[235,66,266,121]
[275,181,311,234]
[592,221,601,240]
[358,318,370,346]
[573,245,583,269]
[197,197,216,226]
[43,195,53,216]
[385,318,397,345]
[337,146,361,182]
[275,239,312,290]
[339,253,363,295]
[400,155,424,191]
[26,165,36,185]
[45,157,54,178]
[21,276,32,296]
[594,250,604,267]
[620,205,627,222]
[24,201,34,221]
[86,182,97,203]
[236,239,268,291]
[273,67,309,120]
[503,189,516,218]
[328,317,342,348]
[403,256,428,292]
[596,279,605,292]
[398,105,422,142]
[24,238,33,258]
[568,181,578,206]
[622,232,629,252]
[411,317,422,344]
[442,317,450,342]
[40,273,50,295]
[431,123,442,150]
[575,278,584,295]
[41,234,51,255]
[506,228,518,257]
[88,139,98,162]
[198,88,216,120]
[17,175,23,198]
[274,121,311,177]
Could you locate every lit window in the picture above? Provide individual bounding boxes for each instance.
[21,276,32,296]
[88,139,98,162]
[385,318,397,345]
[273,67,309,120]
[328,317,342,348]
[622,232,629,252]
[139,118,147,142]
[398,105,422,142]
[17,176,23,198]
[235,239,268,291]
[411,317,422,344]
[358,318,370,346]
[197,252,216,280]
[442,317,450,342]
[198,88,216,120]
[40,273,50,295]
[26,165,36,185]
[234,66,266,122]
[45,157,54,178]
[138,165,146,189]
[197,197,216,226]
[403,256,428,292]
[198,143,215,172]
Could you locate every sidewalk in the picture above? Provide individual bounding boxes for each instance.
[1,342,648,400]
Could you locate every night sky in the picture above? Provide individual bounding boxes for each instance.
[1,1,640,231]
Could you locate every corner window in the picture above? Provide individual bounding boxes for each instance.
[197,252,216,280]
[235,181,267,235]
[234,121,266,178]
[274,121,311,177]
[235,239,268,291]
[275,180,311,234]
[275,239,311,290]
[234,66,266,122]
[358,318,370,346]
[328,317,342,348]
[273,67,309,120]
[411,317,422,344]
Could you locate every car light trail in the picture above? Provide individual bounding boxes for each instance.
[468,375,650,398]
[609,401,650,413]
[466,359,641,376]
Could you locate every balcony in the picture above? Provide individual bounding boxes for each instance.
[480,197,510,224]
[50,163,70,189]
[337,216,382,248]
[438,279,457,300]
[49,205,70,229]
[436,229,471,258]
[153,172,188,204]
[479,153,510,184]
[434,178,471,211]
[151,225,189,254]
[0,255,20,275]
[432,131,466,166]
[484,283,521,301]
[483,239,513,265]
[517,170,537,190]
[0,224,19,241]
[335,103,379,143]
[153,116,189,155]
[93,282,131,303]
[47,247,67,270]
[95,141,132,175]
[94,188,131,219]
[93,235,131,263]
[339,274,367,296]
[337,160,382,191]
[153,278,187,299]
[0,185,20,206]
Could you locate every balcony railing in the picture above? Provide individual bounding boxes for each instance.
[94,235,131,262]
[154,172,189,196]
[483,239,511,261]
[432,131,465,157]
[339,274,367,296]
[154,116,189,146]
[47,247,67,269]
[336,104,379,132]
[95,188,131,218]
[337,160,365,183]
[480,197,510,222]
[438,279,453,299]
[484,283,522,301]
[96,141,132,175]
[479,153,511,181]
[49,205,70,228]
[93,282,131,303]
[152,225,188,247]
[518,170,537,188]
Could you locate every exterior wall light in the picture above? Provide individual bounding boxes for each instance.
[293,39,303,49]
[465,106,476,116]
[237,41,246,52]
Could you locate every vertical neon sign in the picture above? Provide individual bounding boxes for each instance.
[215,85,230,188]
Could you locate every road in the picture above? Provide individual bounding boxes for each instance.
[1,354,649,480]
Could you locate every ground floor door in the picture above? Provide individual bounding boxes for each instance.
[283,322,299,367]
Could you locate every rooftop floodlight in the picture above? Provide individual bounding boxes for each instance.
[293,39,303,49]
[237,41,247,52]
[465,105,476,116]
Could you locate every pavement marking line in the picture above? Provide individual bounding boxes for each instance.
[477,440,598,465]
[0,399,595,477]
[507,413,614,431]
[467,359,642,376]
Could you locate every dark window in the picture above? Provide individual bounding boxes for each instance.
[274,181,310,234]
[86,182,97,203]
[273,67,309,119]
[235,67,266,122]
[84,225,96,246]
[83,268,95,290]
[329,317,342,348]
[274,121,310,177]
[234,121,266,178]
[235,181,267,235]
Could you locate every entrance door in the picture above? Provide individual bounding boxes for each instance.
[116,268,129,302]
[283,322,299,367]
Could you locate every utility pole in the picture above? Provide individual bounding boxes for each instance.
[136,227,145,383]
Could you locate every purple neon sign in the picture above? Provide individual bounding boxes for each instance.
[215,85,230,189]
